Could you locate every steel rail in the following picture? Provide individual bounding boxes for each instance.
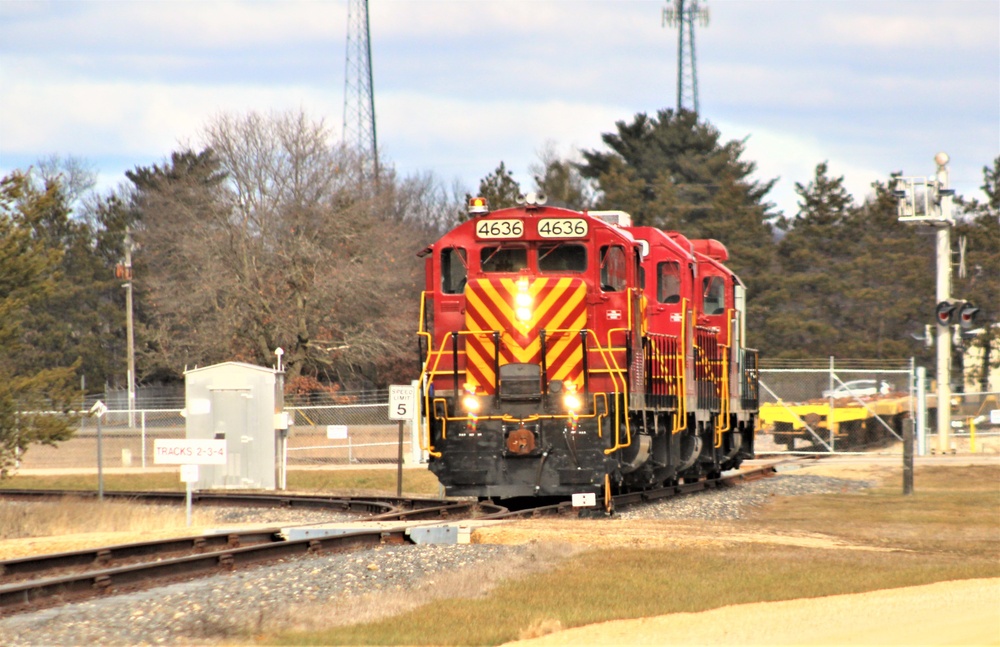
[0,499,485,588]
[0,526,408,615]
[0,489,455,515]
[0,457,817,614]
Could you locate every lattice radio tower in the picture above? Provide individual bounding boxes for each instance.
[662,0,709,114]
[342,0,379,182]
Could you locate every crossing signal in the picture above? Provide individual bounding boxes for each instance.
[958,302,979,329]
[935,300,979,328]
[935,301,957,326]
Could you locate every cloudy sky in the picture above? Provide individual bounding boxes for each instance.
[2,0,997,218]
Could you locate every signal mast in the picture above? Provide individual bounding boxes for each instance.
[895,153,978,454]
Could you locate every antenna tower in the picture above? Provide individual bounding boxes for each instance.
[342,0,379,182]
[662,0,709,114]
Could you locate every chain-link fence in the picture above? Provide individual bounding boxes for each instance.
[13,370,998,470]
[757,359,915,454]
[13,400,404,473]
[285,403,402,466]
[15,409,187,471]
[947,390,1000,454]
[757,358,1000,455]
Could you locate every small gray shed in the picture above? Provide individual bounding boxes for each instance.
[184,362,283,490]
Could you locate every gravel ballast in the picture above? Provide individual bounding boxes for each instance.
[0,472,872,646]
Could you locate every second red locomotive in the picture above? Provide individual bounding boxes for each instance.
[417,194,758,508]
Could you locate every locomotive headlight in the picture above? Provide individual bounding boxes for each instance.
[515,279,533,322]
[562,382,582,412]
[462,383,480,413]
[462,393,480,412]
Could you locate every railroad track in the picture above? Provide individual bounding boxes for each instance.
[0,457,817,615]
[0,495,507,615]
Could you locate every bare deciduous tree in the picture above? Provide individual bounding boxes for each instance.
[131,110,434,389]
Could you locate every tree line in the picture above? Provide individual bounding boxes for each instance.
[2,108,997,471]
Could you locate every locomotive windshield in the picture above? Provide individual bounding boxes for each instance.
[538,243,586,273]
[481,246,527,272]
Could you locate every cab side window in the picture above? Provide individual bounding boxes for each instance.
[599,245,627,292]
[657,261,681,304]
[441,248,467,294]
[702,276,726,315]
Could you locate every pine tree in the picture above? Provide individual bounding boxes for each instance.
[764,163,860,357]
[954,157,1000,390]
[465,162,523,217]
[577,108,778,348]
[0,172,80,476]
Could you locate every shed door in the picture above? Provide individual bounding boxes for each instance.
[212,389,251,486]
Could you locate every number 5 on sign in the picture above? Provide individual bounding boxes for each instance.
[388,385,415,420]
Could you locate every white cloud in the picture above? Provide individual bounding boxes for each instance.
[377,91,628,186]
[3,1,345,53]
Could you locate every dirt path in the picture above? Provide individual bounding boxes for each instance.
[504,578,1000,646]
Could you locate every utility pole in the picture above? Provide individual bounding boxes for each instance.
[894,153,955,454]
[115,229,137,425]
[662,0,709,114]
[124,228,136,426]
[342,0,379,184]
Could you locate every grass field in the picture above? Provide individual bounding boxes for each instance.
[2,464,997,645]
[266,464,1000,646]
[0,468,443,497]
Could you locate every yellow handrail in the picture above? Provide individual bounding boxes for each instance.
[672,298,689,434]
[713,309,735,447]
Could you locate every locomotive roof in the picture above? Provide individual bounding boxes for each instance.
[422,203,640,252]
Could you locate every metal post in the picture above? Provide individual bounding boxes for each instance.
[124,228,136,429]
[916,366,927,456]
[903,417,914,495]
[934,155,952,455]
[96,414,104,501]
[274,348,287,491]
[186,481,193,526]
[828,356,836,453]
[397,420,404,497]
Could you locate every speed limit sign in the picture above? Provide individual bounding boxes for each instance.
[388,385,415,420]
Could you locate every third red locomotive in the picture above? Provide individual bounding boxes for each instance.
[417,193,759,509]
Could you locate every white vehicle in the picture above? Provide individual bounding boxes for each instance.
[822,379,886,399]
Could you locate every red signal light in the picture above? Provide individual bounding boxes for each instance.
[935,301,956,326]
[959,302,979,329]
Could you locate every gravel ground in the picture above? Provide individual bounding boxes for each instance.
[0,472,872,646]
[0,541,528,646]
[615,472,875,521]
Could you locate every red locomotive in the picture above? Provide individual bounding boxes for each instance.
[417,194,758,508]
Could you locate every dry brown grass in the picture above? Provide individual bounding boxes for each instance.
[0,496,219,540]
[518,619,565,640]
[264,541,581,636]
